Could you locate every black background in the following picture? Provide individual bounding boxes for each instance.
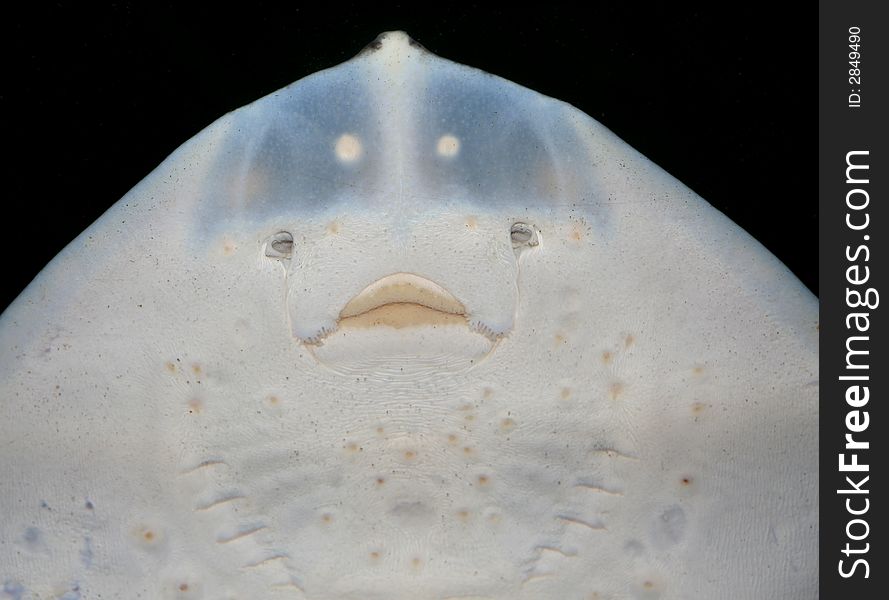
[2,4,816,314]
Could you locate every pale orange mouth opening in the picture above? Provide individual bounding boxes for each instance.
[337,273,468,330]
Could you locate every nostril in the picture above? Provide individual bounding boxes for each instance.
[271,238,293,254]
[265,231,293,259]
[510,222,538,247]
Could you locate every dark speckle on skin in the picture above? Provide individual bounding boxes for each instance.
[59,585,81,600]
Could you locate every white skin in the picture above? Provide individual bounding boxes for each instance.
[0,32,817,599]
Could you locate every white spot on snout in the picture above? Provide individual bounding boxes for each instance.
[335,134,362,163]
[437,134,460,158]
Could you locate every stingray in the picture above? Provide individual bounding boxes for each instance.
[0,31,817,599]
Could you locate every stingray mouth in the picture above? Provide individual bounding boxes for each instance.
[303,273,498,374]
[337,273,468,330]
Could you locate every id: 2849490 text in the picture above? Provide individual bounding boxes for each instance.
[848,26,862,108]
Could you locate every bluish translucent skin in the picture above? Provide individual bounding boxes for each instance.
[193,34,605,227]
